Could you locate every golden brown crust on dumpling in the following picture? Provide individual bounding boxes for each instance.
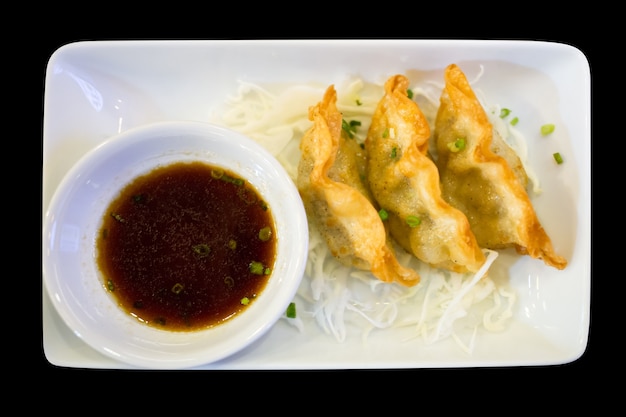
[434,64,567,270]
[365,74,486,274]
[297,85,421,286]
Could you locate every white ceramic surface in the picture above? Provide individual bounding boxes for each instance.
[42,120,309,369]
[42,39,591,369]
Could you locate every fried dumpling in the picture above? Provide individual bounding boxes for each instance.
[297,85,421,286]
[434,63,567,270]
[365,74,486,274]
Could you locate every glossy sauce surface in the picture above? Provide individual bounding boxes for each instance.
[97,161,276,331]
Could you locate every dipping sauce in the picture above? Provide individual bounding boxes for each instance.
[96,161,276,331]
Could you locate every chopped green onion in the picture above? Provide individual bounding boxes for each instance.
[227,239,237,250]
[171,283,184,294]
[286,302,296,318]
[249,261,265,275]
[110,212,125,223]
[237,186,257,204]
[553,152,564,164]
[378,208,389,221]
[342,119,361,139]
[107,280,115,292]
[541,124,555,135]
[510,117,519,126]
[342,119,353,138]
[258,226,272,241]
[390,147,397,159]
[192,243,211,258]
[407,89,414,99]
[382,127,389,138]
[499,108,511,118]
[406,215,421,228]
[224,276,234,288]
[447,138,466,152]
[240,297,250,305]
[356,98,362,106]
[216,171,244,186]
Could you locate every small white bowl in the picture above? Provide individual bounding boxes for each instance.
[42,121,309,369]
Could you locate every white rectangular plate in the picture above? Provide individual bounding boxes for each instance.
[43,39,591,369]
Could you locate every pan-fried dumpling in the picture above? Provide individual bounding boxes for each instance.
[365,74,486,274]
[297,85,421,286]
[434,64,567,270]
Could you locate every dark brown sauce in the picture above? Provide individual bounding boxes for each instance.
[96,161,276,332]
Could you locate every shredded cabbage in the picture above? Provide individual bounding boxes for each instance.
[210,74,518,354]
